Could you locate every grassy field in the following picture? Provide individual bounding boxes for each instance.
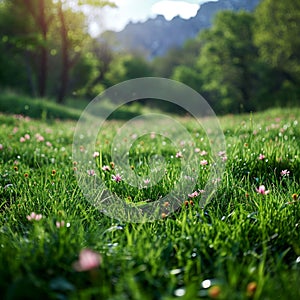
[0,105,299,299]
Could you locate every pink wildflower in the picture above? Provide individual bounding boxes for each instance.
[73,249,102,272]
[280,169,290,176]
[24,134,30,140]
[144,179,150,185]
[218,151,226,157]
[93,151,100,158]
[56,221,70,228]
[256,185,270,195]
[20,137,26,143]
[200,150,208,156]
[176,151,183,158]
[258,154,266,160]
[27,212,42,221]
[87,169,96,176]
[200,160,208,166]
[112,174,122,182]
[56,221,65,228]
[222,156,227,162]
[102,165,110,171]
[188,191,199,198]
[194,148,201,153]
[35,133,45,142]
[0,144,3,150]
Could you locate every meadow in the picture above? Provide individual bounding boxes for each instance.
[0,102,299,299]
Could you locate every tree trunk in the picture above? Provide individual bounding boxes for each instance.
[57,1,69,104]
[38,43,47,97]
[25,50,37,97]
[25,0,49,98]
[38,0,47,97]
[57,48,69,103]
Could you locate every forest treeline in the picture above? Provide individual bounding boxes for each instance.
[0,0,299,114]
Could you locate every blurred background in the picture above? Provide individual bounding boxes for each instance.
[0,0,299,116]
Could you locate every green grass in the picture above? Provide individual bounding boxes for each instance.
[0,90,158,121]
[0,106,300,299]
[0,90,83,121]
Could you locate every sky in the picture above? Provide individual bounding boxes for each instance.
[89,0,218,36]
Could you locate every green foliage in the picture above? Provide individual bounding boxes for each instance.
[0,42,29,93]
[198,11,258,113]
[254,0,300,75]
[172,66,202,92]
[151,0,300,114]
[104,54,153,87]
[254,0,300,105]
[67,48,101,98]
[0,0,299,112]
[0,0,114,103]
[153,38,202,78]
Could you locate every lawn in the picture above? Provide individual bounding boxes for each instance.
[0,106,299,299]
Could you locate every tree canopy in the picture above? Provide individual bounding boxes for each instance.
[0,0,299,112]
[0,0,114,102]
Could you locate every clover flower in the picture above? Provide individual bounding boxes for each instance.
[280,169,290,176]
[27,212,42,221]
[73,249,102,272]
[256,185,270,195]
[112,174,122,182]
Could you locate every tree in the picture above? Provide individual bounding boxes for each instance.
[0,2,27,92]
[152,48,185,78]
[85,37,115,96]
[169,38,203,91]
[197,11,258,113]
[105,54,153,87]
[172,66,202,92]
[69,49,102,98]
[0,0,54,97]
[55,0,115,103]
[55,1,85,103]
[0,0,115,102]
[24,0,54,97]
[254,0,300,105]
[152,37,202,79]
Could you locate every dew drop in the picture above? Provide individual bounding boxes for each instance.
[174,288,185,297]
[202,279,211,289]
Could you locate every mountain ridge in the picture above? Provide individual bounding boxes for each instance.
[100,0,261,59]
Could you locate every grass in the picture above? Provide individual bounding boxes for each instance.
[0,90,156,121]
[0,90,82,121]
[0,105,299,299]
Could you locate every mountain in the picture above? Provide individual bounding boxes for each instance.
[100,0,261,59]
